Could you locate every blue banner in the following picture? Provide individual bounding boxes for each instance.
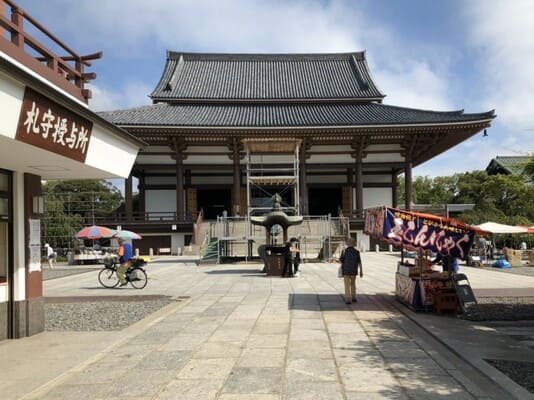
[366,207,475,260]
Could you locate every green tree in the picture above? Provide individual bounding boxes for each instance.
[45,180,122,221]
[523,154,534,183]
[396,170,534,226]
[42,180,123,250]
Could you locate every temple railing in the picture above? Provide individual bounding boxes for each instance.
[0,0,100,102]
[94,211,198,226]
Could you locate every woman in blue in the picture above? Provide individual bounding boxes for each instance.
[117,238,133,286]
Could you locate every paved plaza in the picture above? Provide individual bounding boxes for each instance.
[1,252,534,400]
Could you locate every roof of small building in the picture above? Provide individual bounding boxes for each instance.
[99,102,494,128]
[486,156,530,175]
[150,51,385,101]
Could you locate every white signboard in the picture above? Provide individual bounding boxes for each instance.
[29,219,41,272]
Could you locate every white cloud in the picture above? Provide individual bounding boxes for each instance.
[375,61,453,110]
[88,82,152,112]
[464,0,534,130]
[27,0,454,113]
[18,0,479,175]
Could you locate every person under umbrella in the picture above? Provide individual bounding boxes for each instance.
[117,238,133,287]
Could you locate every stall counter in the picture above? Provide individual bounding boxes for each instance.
[395,262,456,312]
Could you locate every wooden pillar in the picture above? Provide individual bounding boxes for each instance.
[405,159,413,211]
[392,172,398,208]
[125,174,133,222]
[351,137,366,218]
[347,167,354,213]
[0,1,6,39]
[176,157,184,221]
[355,156,363,218]
[10,6,23,48]
[171,138,186,221]
[232,138,241,216]
[138,174,145,214]
[299,141,309,215]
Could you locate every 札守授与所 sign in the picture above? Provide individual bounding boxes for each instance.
[15,87,93,162]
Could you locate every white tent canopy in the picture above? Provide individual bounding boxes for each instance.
[474,222,529,234]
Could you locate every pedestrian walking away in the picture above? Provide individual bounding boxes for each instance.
[281,241,294,277]
[45,243,56,269]
[289,237,301,277]
[340,237,363,304]
[117,239,133,286]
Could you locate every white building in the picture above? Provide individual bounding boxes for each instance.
[0,1,144,340]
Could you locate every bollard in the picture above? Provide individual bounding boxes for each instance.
[375,244,380,253]
[135,248,139,257]
[177,247,182,256]
[149,248,153,256]
[389,244,393,253]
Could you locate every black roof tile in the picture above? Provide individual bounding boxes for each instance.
[150,51,385,101]
[99,103,495,128]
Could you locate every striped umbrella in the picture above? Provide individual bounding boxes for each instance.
[113,230,142,240]
[74,225,116,239]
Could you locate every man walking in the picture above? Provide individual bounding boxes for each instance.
[340,237,363,304]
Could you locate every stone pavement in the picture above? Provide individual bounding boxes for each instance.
[1,253,534,399]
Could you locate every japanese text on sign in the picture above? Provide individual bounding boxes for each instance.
[16,88,93,163]
[23,101,90,154]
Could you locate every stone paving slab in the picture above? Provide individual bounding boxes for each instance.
[3,254,534,399]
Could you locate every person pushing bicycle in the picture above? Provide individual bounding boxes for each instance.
[117,238,133,287]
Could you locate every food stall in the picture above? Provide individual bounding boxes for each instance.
[364,206,482,313]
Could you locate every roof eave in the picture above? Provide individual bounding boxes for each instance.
[116,117,495,131]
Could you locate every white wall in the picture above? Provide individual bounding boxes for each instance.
[307,175,346,184]
[13,171,26,301]
[364,174,392,184]
[364,153,404,163]
[146,190,176,213]
[85,124,140,178]
[0,73,24,139]
[363,187,392,209]
[193,176,233,185]
[145,176,176,185]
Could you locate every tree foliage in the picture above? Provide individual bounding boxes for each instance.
[398,170,534,226]
[42,180,123,250]
[523,153,534,184]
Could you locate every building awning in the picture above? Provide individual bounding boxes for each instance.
[0,54,145,179]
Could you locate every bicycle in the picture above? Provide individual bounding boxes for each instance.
[98,258,148,289]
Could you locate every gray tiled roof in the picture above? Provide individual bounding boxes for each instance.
[99,103,495,128]
[150,51,385,101]
[486,156,529,175]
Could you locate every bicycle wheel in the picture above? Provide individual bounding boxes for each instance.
[98,268,119,288]
[129,267,148,289]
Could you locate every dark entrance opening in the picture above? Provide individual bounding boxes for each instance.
[197,188,231,219]
[250,186,294,215]
[308,187,342,216]
[136,235,171,255]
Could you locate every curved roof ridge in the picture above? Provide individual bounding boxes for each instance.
[378,103,494,118]
[167,50,366,61]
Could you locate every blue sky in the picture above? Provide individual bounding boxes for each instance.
[15,0,534,178]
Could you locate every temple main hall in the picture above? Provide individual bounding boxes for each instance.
[99,51,494,258]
